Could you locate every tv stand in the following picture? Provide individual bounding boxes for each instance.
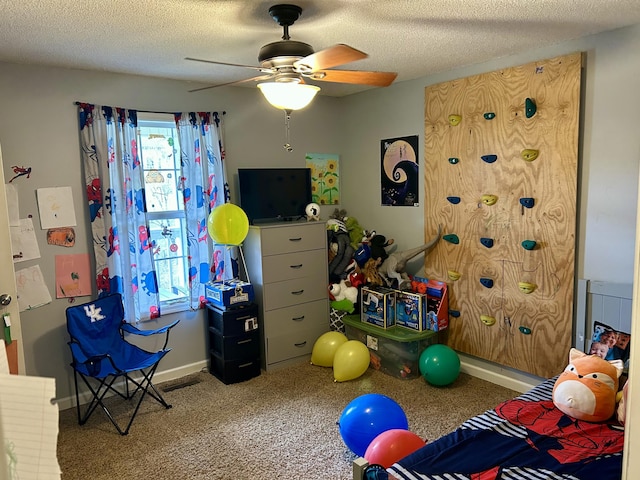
[252,217,307,226]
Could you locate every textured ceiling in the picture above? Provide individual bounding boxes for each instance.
[1,0,640,97]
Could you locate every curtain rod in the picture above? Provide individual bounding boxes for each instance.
[74,102,226,116]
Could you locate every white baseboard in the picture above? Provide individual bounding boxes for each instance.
[56,360,208,411]
[460,358,541,393]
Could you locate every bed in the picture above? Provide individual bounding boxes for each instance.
[353,279,632,480]
[387,376,624,479]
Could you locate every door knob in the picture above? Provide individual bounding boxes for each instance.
[0,294,11,306]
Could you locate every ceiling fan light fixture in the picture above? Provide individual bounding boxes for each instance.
[257,82,320,111]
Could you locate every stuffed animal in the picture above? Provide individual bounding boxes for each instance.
[369,234,394,263]
[616,379,629,425]
[327,218,355,283]
[552,348,624,422]
[378,226,442,289]
[343,215,367,250]
[362,258,384,287]
[328,280,358,305]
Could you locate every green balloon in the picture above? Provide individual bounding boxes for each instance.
[419,344,460,386]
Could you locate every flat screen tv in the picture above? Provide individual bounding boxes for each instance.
[238,168,312,224]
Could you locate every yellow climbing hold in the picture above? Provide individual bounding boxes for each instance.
[518,282,537,294]
[448,114,462,126]
[481,315,496,326]
[448,270,461,281]
[521,149,539,162]
[481,194,498,206]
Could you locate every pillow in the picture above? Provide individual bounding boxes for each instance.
[616,379,629,425]
[553,348,624,422]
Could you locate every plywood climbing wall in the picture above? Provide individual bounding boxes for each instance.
[423,53,582,378]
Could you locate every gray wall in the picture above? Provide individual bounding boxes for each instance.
[1,23,639,404]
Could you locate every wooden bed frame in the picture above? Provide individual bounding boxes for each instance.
[352,279,633,480]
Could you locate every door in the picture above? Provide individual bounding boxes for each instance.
[0,145,25,374]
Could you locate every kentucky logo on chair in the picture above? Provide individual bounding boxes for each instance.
[83,304,105,322]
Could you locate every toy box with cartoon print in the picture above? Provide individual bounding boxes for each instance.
[403,276,449,331]
[205,279,254,309]
[360,286,396,328]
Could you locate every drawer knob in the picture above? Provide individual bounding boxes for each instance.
[294,341,307,348]
[291,289,304,295]
[237,338,253,345]
[290,264,303,269]
[289,237,302,242]
[292,315,305,321]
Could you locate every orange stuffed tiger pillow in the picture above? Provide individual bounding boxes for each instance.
[552,348,624,422]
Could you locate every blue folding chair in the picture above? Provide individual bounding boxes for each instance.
[66,293,180,435]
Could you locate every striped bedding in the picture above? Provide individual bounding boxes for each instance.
[387,377,624,480]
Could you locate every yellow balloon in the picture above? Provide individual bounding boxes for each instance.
[333,340,371,382]
[311,331,349,367]
[207,203,249,245]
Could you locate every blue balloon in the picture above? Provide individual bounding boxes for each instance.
[338,394,409,457]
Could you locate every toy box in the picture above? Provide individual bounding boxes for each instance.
[360,286,396,328]
[205,279,254,309]
[407,276,449,331]
[343,314,437,379]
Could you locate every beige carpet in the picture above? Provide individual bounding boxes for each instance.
[57,361,519,480]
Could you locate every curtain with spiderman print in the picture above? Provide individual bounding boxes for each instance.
[78,104,233,322]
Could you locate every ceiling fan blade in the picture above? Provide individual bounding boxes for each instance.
[294,44,368,72]
[311,69,398,87]
[189,74,274,93]
[185,57,266,72]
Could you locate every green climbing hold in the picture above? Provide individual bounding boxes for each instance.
[521,240,537,250]
[448,157,459,165]
[525,98,537,118]
[443,234,460,244]
[519,326,532,335]
[483,112,496,120]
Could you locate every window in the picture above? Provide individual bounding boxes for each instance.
[137,115,189,313]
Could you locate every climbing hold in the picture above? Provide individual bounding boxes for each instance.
[521,240,537,250]
[481,154,497,163]
[443,234,460,244]
[519,326,532,335]
[449,310,461,318]
[518,282,537,294]
[480,237,494,248]
[483,112,496,120]
[521,149,539,162]
[479,278,494,288]
[480,315,496,326]
[525,98,537,118]
[446,196,461,204]
[481,194,498,206]
[448,270,461,281]
[448,157,460,165]
[448,114,462,126]
[519,197,535,209]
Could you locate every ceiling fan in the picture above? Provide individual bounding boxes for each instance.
[185,3,398,106]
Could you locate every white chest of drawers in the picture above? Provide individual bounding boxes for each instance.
[243,221,330,371]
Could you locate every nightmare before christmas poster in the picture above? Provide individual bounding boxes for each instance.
[380,135,419,206]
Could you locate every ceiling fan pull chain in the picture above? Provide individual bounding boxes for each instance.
[283,110,293,152]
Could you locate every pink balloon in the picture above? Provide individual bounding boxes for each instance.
[364,429,426,468]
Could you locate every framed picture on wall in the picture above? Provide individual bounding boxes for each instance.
[380,135,419,206]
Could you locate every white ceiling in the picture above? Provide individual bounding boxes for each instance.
[2,0,640,97]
